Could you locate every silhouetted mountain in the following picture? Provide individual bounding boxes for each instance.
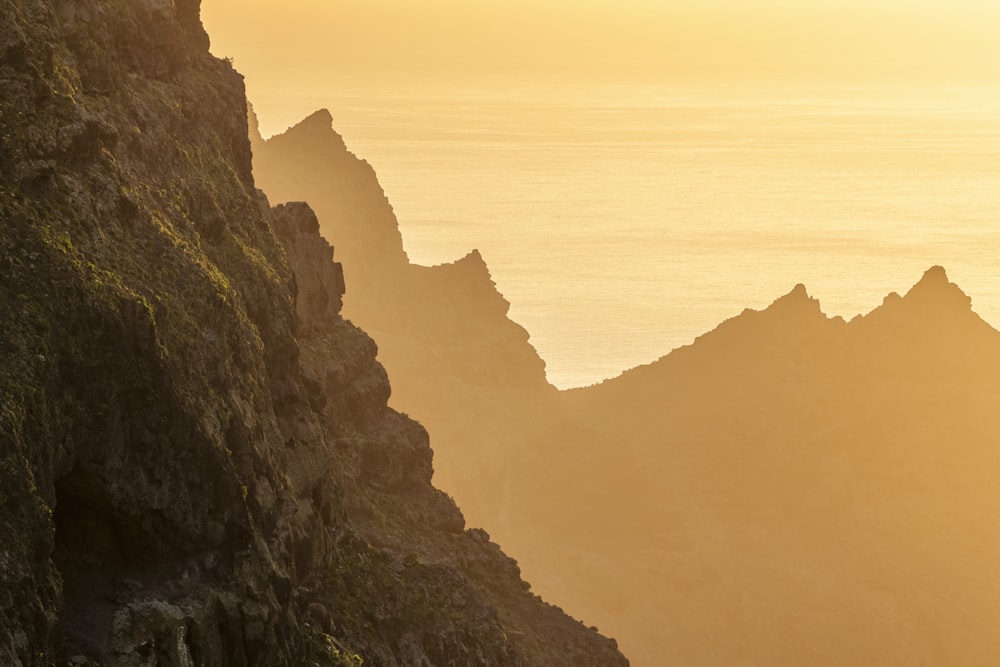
[242,45,1000,667]
[254,116,1000,662]
[0,1,627,664]
[251,109,559,527]
[531,266,1000,665]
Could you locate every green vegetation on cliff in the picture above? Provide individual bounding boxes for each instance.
[0,1,627,665]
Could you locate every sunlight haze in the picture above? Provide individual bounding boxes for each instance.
[204,0,1000,88]
[203,0,1000,389]
[9,1,1000,665]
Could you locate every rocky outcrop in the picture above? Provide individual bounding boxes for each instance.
[269,201,345,334]
[249,109,410,297]
[250,110,560,530]
[250,109,549,390]
[244,58,1000,665]
[270,202,628,667]
[0,1,627,665]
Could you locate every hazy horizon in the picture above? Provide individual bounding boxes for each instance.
[204,0,1000,88]
[236,78,1000,388]
[202,3,1000,665]
[19,2,1000,665]
[203,0,1000,141]
[203,1,1000,388]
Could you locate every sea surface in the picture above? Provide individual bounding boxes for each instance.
[255,82,1000,389]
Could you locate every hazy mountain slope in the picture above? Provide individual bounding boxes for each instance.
[250,111,561,528]
[0,1,627,664]
[244,74,1000,667]
[524,267,1000,666]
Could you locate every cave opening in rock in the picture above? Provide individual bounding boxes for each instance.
[52,470,135,655]
[53,475,126,578]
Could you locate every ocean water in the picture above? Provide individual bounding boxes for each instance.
[257,82,1000,389]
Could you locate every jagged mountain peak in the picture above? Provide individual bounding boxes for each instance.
[555,265,1000,666]
[714,280,831,341]
[854,265,985,337]
[902,264,973,312]
[282,108,345,146]
[293,108,336,132]
[262,108,349,159]
[763,282,825,318]
[452,248,491,275]
[252,109,554,392]
[582,281,837,394]
[0,0,627,663]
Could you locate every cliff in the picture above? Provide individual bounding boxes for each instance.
[0,1,627,665]
[250,111,560,529]
[242,113,1000,667]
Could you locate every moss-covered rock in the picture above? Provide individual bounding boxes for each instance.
[0,0,627,665]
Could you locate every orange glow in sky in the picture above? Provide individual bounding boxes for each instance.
[198,4,1000,666]
[203,0,1000,85]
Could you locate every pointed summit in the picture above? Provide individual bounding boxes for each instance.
[462,248,488,268]
[919,264,949,284]
[902,265,973,313]
[853,265,989,343]
[431,248,493,280]
[430,248,504,302]
[782,283,810,302]
[295,108,335,132]
[291,109,344,141]
[764,282,824,318]
[271,109,347,154]
[453,248,498,289]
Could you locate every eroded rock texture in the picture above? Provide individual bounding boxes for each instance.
[0,1,627,665]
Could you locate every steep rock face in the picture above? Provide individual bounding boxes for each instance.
[270,201,345,334]
[250,110,548,391]
[1,0,300,661]
[250,111,560,529]
[243,72,1000,666]
[249,109,410,297]
[0,1,627,665]
[272,203,628,667]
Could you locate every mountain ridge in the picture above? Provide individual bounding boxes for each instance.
[0,1,628,664]
[251,100,1000,665]
[250,107,558,531]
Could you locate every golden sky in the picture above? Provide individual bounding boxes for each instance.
[203,0,1000,85]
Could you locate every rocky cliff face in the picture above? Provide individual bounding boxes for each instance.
[249,109,549,392]
[250,111,560,531]
[0,1,627,665]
